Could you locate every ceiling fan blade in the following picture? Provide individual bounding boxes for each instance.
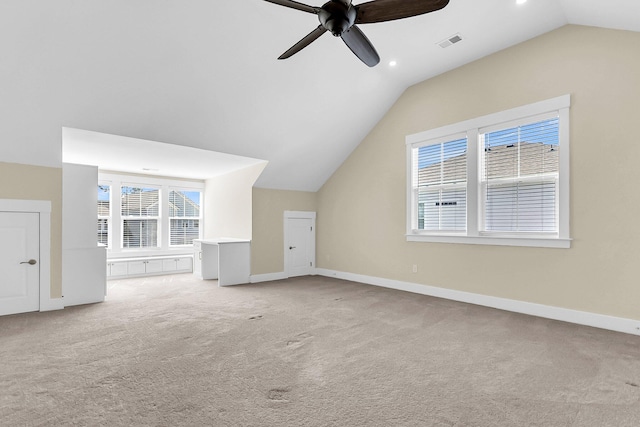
[340,25,380,67]
[356,0,449,24]
[263,0,319,14]
[279,25,328,60]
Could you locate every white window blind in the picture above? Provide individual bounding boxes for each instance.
[97,184,110,247]
[415,137,467,231]
[169,190,201,246]
[481,117,559,233]
[121,186,160,248]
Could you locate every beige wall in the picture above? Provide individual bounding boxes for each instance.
[316,25,640,320]
[251,188,317,275]
[0,162,63,298]
[204,162,267,240]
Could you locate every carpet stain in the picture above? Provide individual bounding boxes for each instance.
[248,315,263,320]
[626,381,639,387]
[267,388,290,402]
[94,374,130,388]
[286,332,313,349]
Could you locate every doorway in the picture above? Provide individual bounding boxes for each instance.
[284,211,316,278]
[0,212,40,315]
[0,199,53,316]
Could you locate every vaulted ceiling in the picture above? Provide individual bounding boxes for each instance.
[3,0,639,191]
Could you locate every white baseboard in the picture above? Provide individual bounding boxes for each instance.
[250,272,288,283]
[315,268,640,336]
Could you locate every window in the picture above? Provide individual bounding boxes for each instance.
[97,173,204,254]
[169,190,201,246]
[121,186,160,248]
[415,137,467,232]
[97,184,110,246]
[481,117,559,233]
[407,95,570,248]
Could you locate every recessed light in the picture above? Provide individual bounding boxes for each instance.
[516,0,527,4]
[389,60,397,67]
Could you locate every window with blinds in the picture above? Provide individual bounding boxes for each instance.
[406,95,570,247]
[121,186,160,248]
[481,117,559,233]
[415,138,467,231]
[169,190,201,246]
[97,184,110,246]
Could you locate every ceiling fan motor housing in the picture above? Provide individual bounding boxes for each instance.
[318,1,357,36]
[263,0,451,67]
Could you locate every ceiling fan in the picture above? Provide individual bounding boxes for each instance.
[263,0,450,67]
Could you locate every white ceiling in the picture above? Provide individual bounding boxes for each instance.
[4,0,640,190]
[62,128,267,180]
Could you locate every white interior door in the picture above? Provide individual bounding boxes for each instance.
[0,212,40,316]
[285,212,316,278]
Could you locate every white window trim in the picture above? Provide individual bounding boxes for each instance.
[99,172,205,258]
[406,95,571,249]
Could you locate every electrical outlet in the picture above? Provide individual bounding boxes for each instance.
[412,264,418,273]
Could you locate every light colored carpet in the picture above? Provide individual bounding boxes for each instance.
[1,274,640,426]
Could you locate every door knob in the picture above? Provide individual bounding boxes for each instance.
[20,259,37,265]
[289,246,296,250]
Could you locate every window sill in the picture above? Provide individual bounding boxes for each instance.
[406,233,571,249]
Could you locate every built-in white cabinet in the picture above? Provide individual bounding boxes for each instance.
[163,257,192,272]
[107,261,128,277]
[193,239,250,286]
[127,259,163,275]
[107,256,193,279]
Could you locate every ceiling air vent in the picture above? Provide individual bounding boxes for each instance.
[438,33,463,49]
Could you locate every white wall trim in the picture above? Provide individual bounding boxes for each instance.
[406,95,571,145]
[0,199,50,213]
[250,272,288,283]
[0,199,63,312]
[38,208,64,311]
[406,234,572,248]
[315,268,640,336]
[284,211,317,219]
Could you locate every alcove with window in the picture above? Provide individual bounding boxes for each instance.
[98,172,204,278]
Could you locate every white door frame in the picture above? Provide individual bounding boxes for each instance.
[283,211,316,278]
[0,199,59,312]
